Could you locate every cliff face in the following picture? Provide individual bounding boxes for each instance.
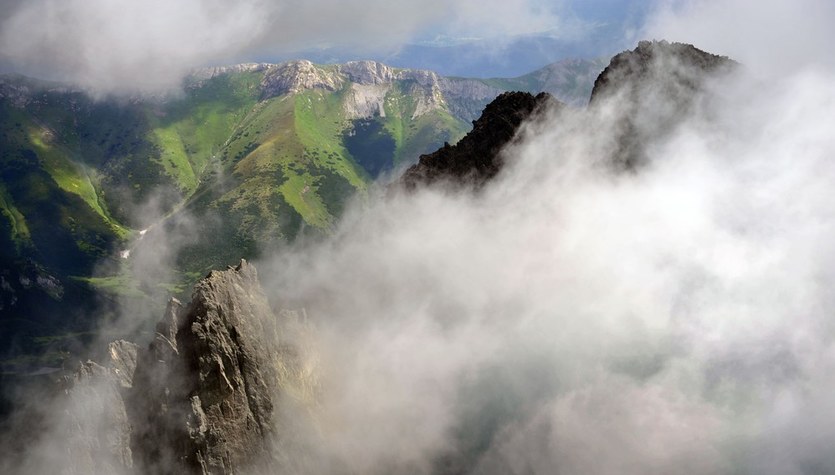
[61,260,311,475]
[131,260,285,473]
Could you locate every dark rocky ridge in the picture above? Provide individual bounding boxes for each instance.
[590,40,734,103]
[401,91,558,189]
[400,41,737,188]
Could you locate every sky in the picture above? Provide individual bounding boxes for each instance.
[0,0,644,93]
[3,0,832,93]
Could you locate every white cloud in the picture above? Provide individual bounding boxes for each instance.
[0,0,564,94]
[643,0,835,76]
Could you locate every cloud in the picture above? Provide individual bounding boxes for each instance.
[642,0,835,76]
[0,0,565,94]
[248,45,835,472]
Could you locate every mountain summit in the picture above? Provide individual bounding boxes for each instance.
[399,41,736,189]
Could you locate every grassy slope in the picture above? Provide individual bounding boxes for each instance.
[0,67,474,364]
[380,82,468,167]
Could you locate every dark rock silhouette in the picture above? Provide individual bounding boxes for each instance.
[401,91,559,188]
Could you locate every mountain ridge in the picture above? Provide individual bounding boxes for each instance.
[0,56,605,370]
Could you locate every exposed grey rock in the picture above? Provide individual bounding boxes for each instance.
[107,340,138,389]
[129,259,314,474]
[260,60,344,98]
[340,60,400,85]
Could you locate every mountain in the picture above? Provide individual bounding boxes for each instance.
[2,40,743,474]
[2,260,315,474]
[0,58,606,367]
[402,41,735,189]
[402,91,557,188]
[590,40,736,168]
[288,32,626,78]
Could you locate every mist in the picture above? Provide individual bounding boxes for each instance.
[240,53,835,472]
[643,0,835,76]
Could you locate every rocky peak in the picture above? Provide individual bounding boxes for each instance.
[340,60,399,85]
[52,260,312,474]
[401,91,559,188]
[260,60,343,99]
[58,340,138,474]
[589,40,737,168]
[130,259,292,474]
[590,40,735,104]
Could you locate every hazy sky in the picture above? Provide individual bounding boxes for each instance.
[0,0,641,93]
[2,0,833,94]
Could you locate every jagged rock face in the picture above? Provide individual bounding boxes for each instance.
[590,40,737,168]
[130,260,291,474]
[340,60,400,85]
[401,91,558,188]
[52,261,309,475]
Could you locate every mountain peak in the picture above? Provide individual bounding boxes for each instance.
[401,91,558,188]
[590,40,735,104]
[260,60,343,98]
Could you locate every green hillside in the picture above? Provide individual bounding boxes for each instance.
[0,62,472,365]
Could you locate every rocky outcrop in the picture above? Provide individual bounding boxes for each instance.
[401,92,558,188]
[399,41,737,189]
[56,260,313,474]
[590,40,733,103]
[129,259,308,474]
[590,40,737,168]
[260,60,344,98]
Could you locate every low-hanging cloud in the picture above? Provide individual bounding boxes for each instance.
[643,0,835,77]
[0,0,567,95]
[247,50,835,473]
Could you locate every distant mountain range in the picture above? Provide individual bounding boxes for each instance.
[0,57,605,366]
[286,31,629,78]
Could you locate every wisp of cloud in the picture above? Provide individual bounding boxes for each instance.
[252,49,835,474]
[0,0,566,95]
